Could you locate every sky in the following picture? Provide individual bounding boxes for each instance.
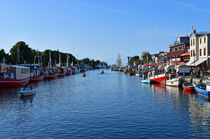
[1,0,210,64]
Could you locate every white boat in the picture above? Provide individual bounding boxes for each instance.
[19,87,34,96]
[81,73,86,77]
[136,73,140,77]
[166,76,184,87]
[166,78,180,87]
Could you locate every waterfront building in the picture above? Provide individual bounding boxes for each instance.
[186,30,210,71]
[167,36,190,63]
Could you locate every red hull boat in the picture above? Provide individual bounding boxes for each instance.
[57,73,65,77]
[150,73,166,84]
[182,82,194,91]
[29,75,44,82]
[44,74,57,79]
[0,78,29,87]
[65,71,71,76]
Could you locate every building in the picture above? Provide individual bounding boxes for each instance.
[186,30,210,70]
[167,36,190,63]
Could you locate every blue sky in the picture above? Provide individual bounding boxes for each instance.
[1,0,210,64]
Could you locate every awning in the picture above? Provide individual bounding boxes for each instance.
[186,59,195,66]
[194,59,206,66]
[181,52,190,56]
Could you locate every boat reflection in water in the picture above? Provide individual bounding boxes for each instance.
[150,84,166,94]
[188,96,210,137]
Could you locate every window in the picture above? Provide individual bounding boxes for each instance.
[190,39,192,46]
[204,37,206,43]
[200,49,202,56]
[191,50,192,57]
[204,48,206,56]
[193,50,195,56]
[200,38,202,44]
[193,39,195,45]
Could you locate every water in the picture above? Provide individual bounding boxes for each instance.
[0,70,209,138]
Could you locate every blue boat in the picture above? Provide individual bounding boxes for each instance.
[141,79,150,84]
[194,84,210,99]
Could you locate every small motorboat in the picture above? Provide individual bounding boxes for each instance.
[136,73,140,77]
[194,84,210,99]
[141,79,150,84]
[182,82,194,91]
[81,73,86,77]
[19,87,35,97]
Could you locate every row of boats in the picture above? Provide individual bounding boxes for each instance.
[140,73,210,100]
[121,64,210,100]
[0,64,77,87]
[0,51,77,87]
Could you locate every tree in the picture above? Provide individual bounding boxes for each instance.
[129,56,142,67]
[0,49,10,63]
[141,51,150,64]
[116,54,122,67]
[10,41,35,64]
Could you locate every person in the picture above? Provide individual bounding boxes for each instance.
[190,71,193,83]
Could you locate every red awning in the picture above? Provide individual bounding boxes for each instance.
[181,52,190,56]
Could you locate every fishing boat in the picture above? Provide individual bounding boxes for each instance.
[0,64,30,87]
[44,68,57,79]
[65,68,72,76]
[182,82,194,91]
[194,84,210,99]
[57,67,66,77]
[141,79,150,84]
[44,51,57,80]
[150,73,166,84]
[20,64,44,82]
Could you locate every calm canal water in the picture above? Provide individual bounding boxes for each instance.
[0,70,209,138]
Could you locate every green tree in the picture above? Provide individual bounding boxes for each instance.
[141,51,150,64]
[10,41,35,64]
[129,56,142,67]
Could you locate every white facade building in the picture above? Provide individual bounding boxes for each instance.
[186,30,210,70]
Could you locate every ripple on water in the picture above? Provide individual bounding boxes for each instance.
[0,70,209,138]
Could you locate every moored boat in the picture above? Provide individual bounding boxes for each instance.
[30,75,44,82]
[57,67,66,77]
[182,82,194,91]
[194,84,210,99]
[141,79,150,84]
[0,64,30,87]
[166,78,180,87]
[150,73,166,84]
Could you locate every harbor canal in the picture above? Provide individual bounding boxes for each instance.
[0,70,209,138]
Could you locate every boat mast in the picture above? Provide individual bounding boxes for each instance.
[59,52,61,67]
[66,54,69,67]
[17,47,20,64]
[49,50,52,68]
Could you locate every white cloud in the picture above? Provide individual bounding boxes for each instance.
[169,0,210,14]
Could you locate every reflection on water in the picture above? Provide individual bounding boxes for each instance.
[0,70,209,138]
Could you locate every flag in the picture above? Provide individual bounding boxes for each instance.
[56,63,61,67]
[192,26,194,31]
